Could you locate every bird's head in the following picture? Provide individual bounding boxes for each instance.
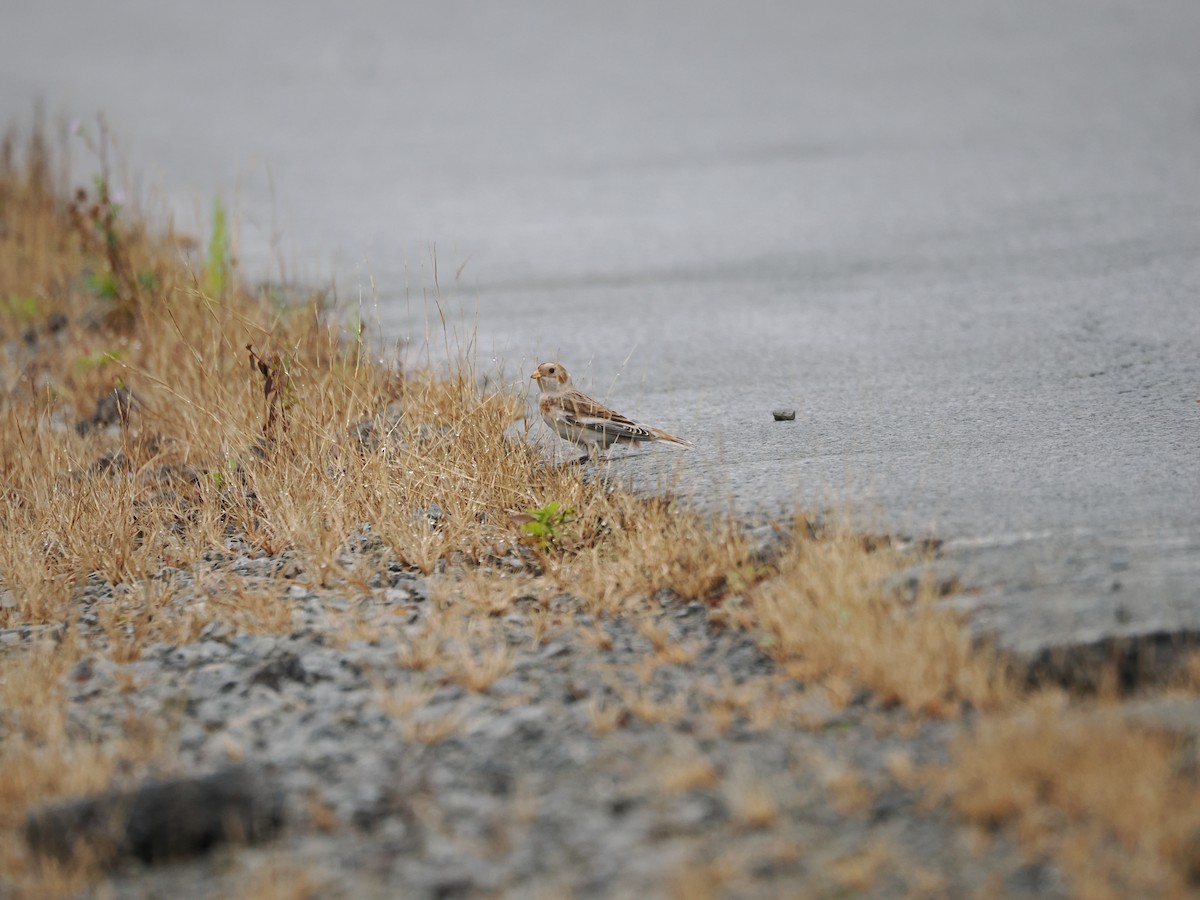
[530,361,571,390]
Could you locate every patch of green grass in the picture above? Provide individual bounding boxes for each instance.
[2,294,38,320]
[73,349,123,372]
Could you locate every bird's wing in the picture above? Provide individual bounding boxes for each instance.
[559,390,658,441]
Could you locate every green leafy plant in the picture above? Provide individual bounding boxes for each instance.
[209,457,241,489]
[519,501,575,549]
[85,271,118,299]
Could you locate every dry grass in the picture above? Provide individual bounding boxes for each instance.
[657,742,720,794]
[724,771,781,830]
[666,856,733,900]
[748,524,1014,716]
[939,691,1200,898]
[828,840,898,893]
[5,126,1197,897]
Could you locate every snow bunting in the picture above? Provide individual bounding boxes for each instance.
[530,362,692,451]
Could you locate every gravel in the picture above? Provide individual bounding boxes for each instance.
[9,539,1075,899]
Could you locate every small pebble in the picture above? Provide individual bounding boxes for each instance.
[772,409,796,421]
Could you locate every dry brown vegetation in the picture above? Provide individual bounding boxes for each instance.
[2,127,1199,896]
[939,691,1200,899]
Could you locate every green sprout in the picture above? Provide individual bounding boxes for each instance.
[203,197,231,298]
[519,501,575,549]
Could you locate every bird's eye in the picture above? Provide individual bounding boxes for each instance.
[548,366,556,373]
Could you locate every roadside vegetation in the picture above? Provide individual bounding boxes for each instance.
[1,125,1197,896]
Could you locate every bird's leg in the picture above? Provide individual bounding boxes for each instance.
[553,449,595,470]
[579,443,609,464]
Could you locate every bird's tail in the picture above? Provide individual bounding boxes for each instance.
[651,428,693,449]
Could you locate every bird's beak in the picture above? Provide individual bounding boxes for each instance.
[530,371,541,381]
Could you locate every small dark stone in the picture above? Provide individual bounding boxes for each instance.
[869,790,904,822]
[251,651,310,690]
[609,796,636,816]
[431,878,476,900]
[413,504,443,528]
[95,386,135,427]
[478,759,514,796]
[349,418,380,452]
[24,767,283,866]
[91,451,128,472]
[563,678,590,703]
[76,386,136,435]
[772,408,796,421]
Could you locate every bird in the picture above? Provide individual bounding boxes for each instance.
[530,361,692,454]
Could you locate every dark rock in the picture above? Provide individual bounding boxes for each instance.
[75,385,136,436]
[771,408,796,421]
[250,651,310,690]
[24,767,283,865]
[430,877,476,899]
[869,789,906,823]
[348,406,405,453]
[91,451,129,473]
[1005,861,1068,897]
[414,504,443,528]
[0,623,65,645]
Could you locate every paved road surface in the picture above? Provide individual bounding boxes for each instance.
[4,0,1199,661]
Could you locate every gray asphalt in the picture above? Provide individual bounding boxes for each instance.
[4,0,1199,660]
